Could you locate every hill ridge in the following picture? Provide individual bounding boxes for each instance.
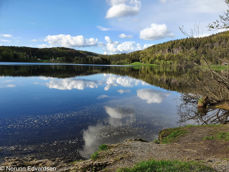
[0,31,229,65]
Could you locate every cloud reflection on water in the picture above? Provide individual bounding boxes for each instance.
[0,78,16,88]
[97,94,109,99]
[104,74,147,91]
[80,106,136,158]
[137,89,170,104]
[46,78,99,90]
[37,74,176,158]
[44,74,148,91]
[117,89,130,94]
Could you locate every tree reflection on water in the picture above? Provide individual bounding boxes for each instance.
[178,94,229,125]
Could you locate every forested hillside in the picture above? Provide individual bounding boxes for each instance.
[108,31,229,65]
[0,47,109,64]
[0,31,229,66]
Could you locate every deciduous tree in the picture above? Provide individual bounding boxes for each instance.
[209,0,229,30]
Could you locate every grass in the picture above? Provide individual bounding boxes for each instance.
[91,151,99,161]
[159,127,188,144]
[210,65,229,71]
[90,144,109,161]
[203,136,215,141]
[159,125,224,144]
[217,132,229,141]
[185,124,222,128]
[98,144,109,151]
[203,132,229,141]
[116,160,216,172]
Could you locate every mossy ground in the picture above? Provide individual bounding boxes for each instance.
[159,127,188,144]
[159,124,224,144]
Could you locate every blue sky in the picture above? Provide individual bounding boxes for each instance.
[0,0,227,54]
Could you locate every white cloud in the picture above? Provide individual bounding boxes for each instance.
[105,106,123,119]
[107,0,227,39]
[0,84,16,88]
[0,79,16,88]
[6,84,16,88]
[39,77,52,81]
[0,34,12,43]
[186,0,227,14]
[97,25,111,31]
[104,36,142,54]
[80,105,136,157]
[106,0,141,18]
[116,41,141,52]
[104,74,145,91]
[105,106,134,119]
[38,44,51,48]
[105,36,112,43]
[31,39,38,42]
[140,23,173,40]
[44,34,98,48]
[193,28,229,38]
[0,39,11,43]
[80,124,104,157]
[117,89,130,94]
[105,106,136,127]
[1,34,12,38]
[119,33,133,39]
[46,78,99,90]
[137,89,169,104]
[143,43,153,49]
[97,94,109,99]
[45,74,147,92]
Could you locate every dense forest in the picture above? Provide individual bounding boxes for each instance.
[109,31,229,66]
[0,31,229,66]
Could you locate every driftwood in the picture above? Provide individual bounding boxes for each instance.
[210,101,229,111]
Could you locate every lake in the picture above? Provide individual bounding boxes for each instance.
[0,63,217,161]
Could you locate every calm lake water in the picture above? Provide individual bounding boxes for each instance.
[0,63,199,160]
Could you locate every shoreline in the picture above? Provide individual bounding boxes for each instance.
[1,124,229,171]
[0,62,228,72]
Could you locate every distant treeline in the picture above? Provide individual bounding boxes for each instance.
[0,47,109,64]
[0,31,229,65]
